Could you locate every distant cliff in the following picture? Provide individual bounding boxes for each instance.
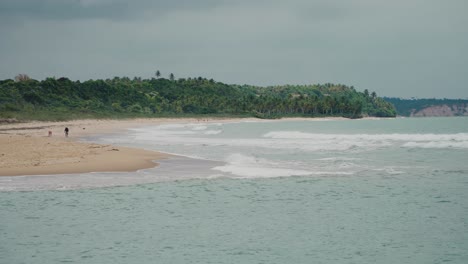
[384,97,468,117]
[410,104,468,117]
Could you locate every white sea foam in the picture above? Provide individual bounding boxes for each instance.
[317,157,361,161]
[132,130,378,152]
[123,124,468,179]
[263,131,468,149]
[372,167,406,175]
[192,126,208,131]
[150,124,188,129]
[204,130,222,135]
[211,153,353,178]
[385,168,405,175]
[212,165,312,178]
[126,125,468,154]
[263,131,468,141]
[117,124,468,181]
[403,141,468,149]
[132,129,196,136]
[211,153,308,178]
[337,162,363,169]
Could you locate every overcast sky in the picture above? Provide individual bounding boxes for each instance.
[1,0,467,98]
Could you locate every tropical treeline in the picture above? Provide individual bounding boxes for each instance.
[384,97,468,116]
[0,74,396,120]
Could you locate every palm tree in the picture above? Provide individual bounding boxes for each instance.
[155,70,161,78]
[364,89,369,98]
[15,73,31,82]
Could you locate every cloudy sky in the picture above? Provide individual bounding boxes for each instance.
[1,0,467,98]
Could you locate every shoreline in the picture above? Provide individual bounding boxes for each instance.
[0,135,168,176]
[0,118,180,177]
[0,117,255,177]
[0,117,358,177]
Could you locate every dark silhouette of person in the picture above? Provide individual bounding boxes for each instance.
[64,127,69,137]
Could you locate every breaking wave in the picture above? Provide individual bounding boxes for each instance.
[263,131,468,149]
[211,154,353,178]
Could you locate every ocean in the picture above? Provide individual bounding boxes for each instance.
[1,117,468,263]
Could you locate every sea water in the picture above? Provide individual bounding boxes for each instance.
[1,117,468,263]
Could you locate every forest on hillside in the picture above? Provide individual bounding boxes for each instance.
[0,74,396,121]
[384,97,468,116]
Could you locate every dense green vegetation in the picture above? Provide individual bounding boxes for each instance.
[384,97,468,116]
[0,75,396,121]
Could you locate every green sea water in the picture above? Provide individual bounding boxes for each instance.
[1,117,468,263]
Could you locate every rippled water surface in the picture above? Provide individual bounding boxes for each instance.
[1,117,468,263]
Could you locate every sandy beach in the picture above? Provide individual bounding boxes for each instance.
[0,117,354,177]
[0,118,182,177]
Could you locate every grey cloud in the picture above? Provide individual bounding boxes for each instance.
[0,0,124,20]
[0,0,229,21]
[0,0,467,98]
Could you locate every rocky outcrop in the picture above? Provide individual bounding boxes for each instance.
[410,104,468,117]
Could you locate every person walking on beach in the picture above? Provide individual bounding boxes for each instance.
[64,127,69,137]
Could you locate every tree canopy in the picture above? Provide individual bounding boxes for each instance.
[0,75,396,121]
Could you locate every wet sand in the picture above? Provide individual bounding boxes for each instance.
[0,119,179,176]
[0,117,352,177]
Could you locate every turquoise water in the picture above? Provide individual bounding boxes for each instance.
[1,117,468,263]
